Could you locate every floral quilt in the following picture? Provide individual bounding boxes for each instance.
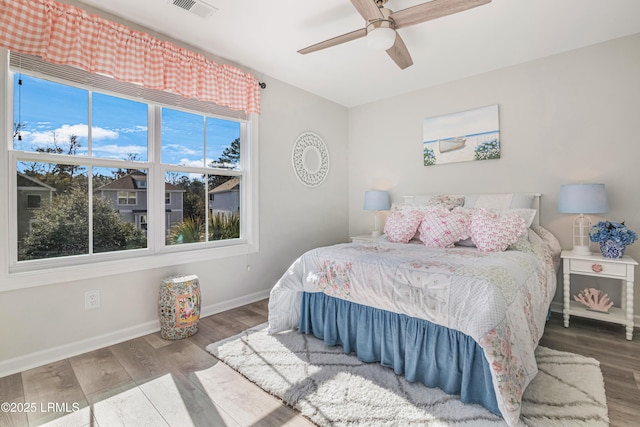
[268,226,560,426]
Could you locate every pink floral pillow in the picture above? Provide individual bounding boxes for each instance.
[469,209,528,252]
[384,208,424,243]
[419,208,471,248]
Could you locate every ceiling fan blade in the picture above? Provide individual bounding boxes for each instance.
[386,33,413,69]
[298,28,367,55]
[392,0,491,29]
[350,0,384,21]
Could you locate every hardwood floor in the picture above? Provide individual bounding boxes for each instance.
[1,300,639,426]
[539,312,640,427]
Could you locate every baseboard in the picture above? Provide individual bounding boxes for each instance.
[550,301,563,314]
[0,288,271,378]
[200,288,270,318]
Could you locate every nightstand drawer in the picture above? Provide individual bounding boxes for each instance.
[570,259,627,277]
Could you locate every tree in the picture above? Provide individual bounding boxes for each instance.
[167,216,204,245]
[20,186,147,260]
[166,212,239,245]
[210,137,240,168]
[209,212,240,240]
[207,137,240,189]
[13,121,24,140]
[25,133,85,194]
[182,179,206,221]
[112,153,142,179]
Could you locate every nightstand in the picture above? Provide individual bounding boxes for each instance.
[350,234,380,244]
[561,250,638,340]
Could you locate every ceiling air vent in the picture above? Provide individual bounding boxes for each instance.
[167,0,218,19]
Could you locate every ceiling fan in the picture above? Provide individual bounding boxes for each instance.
[298,0,492,69]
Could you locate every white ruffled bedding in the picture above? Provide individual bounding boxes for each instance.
[268,226,560,426]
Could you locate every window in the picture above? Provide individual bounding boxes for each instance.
[26,194,41,209]
[117,191,137,205]
[3,51,257,280]
[162,109,242,246]
[136,214,148,232]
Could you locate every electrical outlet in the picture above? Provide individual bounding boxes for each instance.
[85,290,100,310]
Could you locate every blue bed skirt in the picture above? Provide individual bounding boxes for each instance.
[299,292,500,415]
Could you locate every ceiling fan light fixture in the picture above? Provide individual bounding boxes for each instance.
[367,26,396,51]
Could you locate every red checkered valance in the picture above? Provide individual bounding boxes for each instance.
[0,0,261,114]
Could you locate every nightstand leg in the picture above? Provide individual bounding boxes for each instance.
[563,272,570,328]
[625,280,634,340]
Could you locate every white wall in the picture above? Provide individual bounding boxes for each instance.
[0,75,349,375]
[348,33,640,309]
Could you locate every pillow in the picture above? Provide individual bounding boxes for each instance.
[454,207,536,247]
[464,193,535,210]
[506,208,537,228]
[392,195,464,212]
[426,195,465,211]
[419,208,471,248]
[469,208,528,252]
[384,208,424,243]
[390,203,438,214]
[388,204,447,242]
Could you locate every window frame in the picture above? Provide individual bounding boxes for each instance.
[26,194,41,210]
[0,49,259,291]
[117,191,138,206]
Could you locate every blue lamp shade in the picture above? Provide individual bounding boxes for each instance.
[363,190,390,238]
[558,183,608,255]
[558,184,609,214]
[363,190,390,211]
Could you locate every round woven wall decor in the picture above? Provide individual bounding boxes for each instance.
[292,132,329,187]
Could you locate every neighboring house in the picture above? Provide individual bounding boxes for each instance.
[94,172,185,233]
[208,177,240,216]
[16,173,55,239]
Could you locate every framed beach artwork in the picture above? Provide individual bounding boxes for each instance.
[423,104,500,166]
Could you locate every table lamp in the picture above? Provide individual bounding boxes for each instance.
[363,190,390,238]
[558,183,608,255]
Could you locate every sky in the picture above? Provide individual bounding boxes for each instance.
[423,104,499,142]
[13,74,241,171]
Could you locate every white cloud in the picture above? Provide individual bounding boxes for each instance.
[118,125,147,134]
[92,144,147,160]
[178,158,207,168]
[163,144,200,156]
[25,124,118,145]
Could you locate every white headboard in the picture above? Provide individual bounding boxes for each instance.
[402,193,542,226]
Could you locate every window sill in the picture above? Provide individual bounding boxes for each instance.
[1,242,257,291]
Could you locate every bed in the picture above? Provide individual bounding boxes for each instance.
[268,193,561,426]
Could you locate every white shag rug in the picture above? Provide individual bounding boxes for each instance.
[206,323,608,426]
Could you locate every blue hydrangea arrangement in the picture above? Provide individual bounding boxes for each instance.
[589,221,638,247]
[473,139,500,161]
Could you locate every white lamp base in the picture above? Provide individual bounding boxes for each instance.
[370,210,382,238]
[572,214,592,256]
[571,245,592,256]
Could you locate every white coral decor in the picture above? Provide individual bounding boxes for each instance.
[574,288,614,313]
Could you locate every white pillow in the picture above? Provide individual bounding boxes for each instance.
[464,193,535,210]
